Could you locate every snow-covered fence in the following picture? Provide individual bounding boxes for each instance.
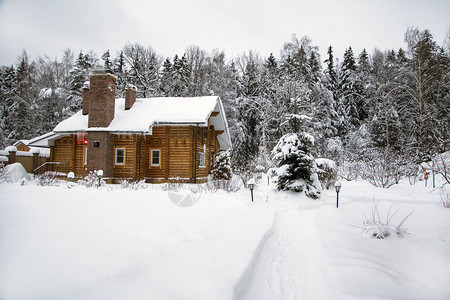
[0,146,50,175]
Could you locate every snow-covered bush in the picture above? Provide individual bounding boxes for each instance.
[211,150,231,180]
[361,200,413,239]
[339,160,364,181]
[439,185,450,208]
[272,132,321,199]
[0,162,11,183]
[428,152,450,208]
[3,162,30,183]
[36,172,60,186]
[119,179,147,190]
[78,170,105,188]
[206,174,242,192]
[362,149,404,188]
[162,178,185,192]
[316,158,338,190]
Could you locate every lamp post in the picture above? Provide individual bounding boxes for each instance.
[97,169,103,187]
[334,180,342,208]
[248,178,255,202]
[67,172,75,182]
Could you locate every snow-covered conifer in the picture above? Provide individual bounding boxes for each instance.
[211,150,231,180]
[272,132,321,198]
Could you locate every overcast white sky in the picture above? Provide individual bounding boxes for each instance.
[0,0,449,66]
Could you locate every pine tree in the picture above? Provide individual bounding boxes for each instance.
[324,45,337,95]
[67,51,91,115]
[159,58,173,96]
[212,150,232,180]
[10,52,36,141]
[339,47,367,128]
[0,65,16,147]
[102,50,113,73]
[171,54,190,96]
[272,132,321,198]
[358,49,370,74]
[114,51,127,97]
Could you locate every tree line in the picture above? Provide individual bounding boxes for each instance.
[0,28,449,178]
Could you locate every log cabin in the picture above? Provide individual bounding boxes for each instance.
[48,70,231,183]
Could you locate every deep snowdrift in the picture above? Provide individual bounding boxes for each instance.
[0,178,449,300]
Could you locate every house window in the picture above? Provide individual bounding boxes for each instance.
[84,146,88,165]
[199,152,206,168]
[115,148,125,165]
[151,149,160,166]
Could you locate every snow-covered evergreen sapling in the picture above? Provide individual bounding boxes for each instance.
[211,150,231,180]
[272,132,321,199]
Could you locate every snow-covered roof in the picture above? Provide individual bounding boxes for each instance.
[53,96,231,150]
[13,132,58,149]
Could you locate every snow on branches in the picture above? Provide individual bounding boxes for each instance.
[272,132,321,198]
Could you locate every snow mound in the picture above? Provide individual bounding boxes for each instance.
[5,163,30,182]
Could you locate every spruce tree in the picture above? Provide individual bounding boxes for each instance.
[114,51,127,97]
[212,150,232,180]
[0,66,16,147]
[102,50,113,73]
[67,51,91,115]
[160,58,173,96]
[272,132,321,198]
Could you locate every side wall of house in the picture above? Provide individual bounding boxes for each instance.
[51,135,88,178]
[50,125,222,182]
[113,134,137,180]
[192,126,220,182]
[144,126,169,181]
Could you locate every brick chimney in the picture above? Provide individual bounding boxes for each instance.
[82,81,91,115]
[125,84,137,110]
[84,70,116,178]
[87,70,117,128]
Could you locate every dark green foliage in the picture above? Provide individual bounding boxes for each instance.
[212,150,232,180]
[272,133,321,198]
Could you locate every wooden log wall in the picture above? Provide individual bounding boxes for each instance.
[192,126,220,182]
[50,123,222,182]
[144,126,168,181]
[52,135,75,175]
[113,134,137,180]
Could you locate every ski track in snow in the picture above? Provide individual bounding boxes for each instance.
[236,208,328,300]
[235,178,450,300]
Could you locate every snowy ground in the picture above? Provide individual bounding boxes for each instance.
[1,176,449,300]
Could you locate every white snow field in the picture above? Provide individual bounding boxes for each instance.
[1,177,449,300]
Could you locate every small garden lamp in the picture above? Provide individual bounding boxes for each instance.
[97,170,104,187]
[335,180,342,208]
[67,172,75,182]
[248,178,256,202]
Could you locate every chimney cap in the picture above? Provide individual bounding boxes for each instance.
[90,68,114,76]
[126,84,137,90]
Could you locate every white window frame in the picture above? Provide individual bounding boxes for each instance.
[151,149,161,167]
[84,146,88,165]
[115,148,125,165]
[199,152,206,168]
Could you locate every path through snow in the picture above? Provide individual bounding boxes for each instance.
[237,209,329,300]
[236,178,450,300]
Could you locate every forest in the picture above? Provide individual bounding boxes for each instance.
[0,27,449,185]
